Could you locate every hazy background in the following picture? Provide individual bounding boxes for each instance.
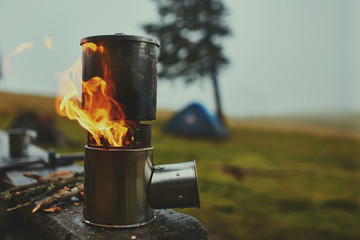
[0,0,359,118]
[1,2,359,239]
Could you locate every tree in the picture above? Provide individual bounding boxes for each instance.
[143,0,230,125]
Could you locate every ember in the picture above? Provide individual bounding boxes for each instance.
[43,206,61,213]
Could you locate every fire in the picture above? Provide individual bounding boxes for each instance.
[82,42,97,52]
[56,43,130,147]
[2,42,33,75]
[44,37,54,50]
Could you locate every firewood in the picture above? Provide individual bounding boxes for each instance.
[23,173,45,182]
[32,184,83,213]
[1,171,83,212]
[6,184,57,212]
[43,206,61,213]
[1,181,46,198]
[46,170,74,179]
[2,178,16,187]
[0,171,83,201]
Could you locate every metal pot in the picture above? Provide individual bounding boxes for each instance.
[81,34,159,121]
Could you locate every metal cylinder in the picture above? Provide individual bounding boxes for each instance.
[148,161,200,209]
[80,34,160,121]
[83,146,155,227]
[8,129,37,158]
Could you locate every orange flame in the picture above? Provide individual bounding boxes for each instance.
[2,42,33,75]
[44,37,54,50]
[82,42,97,52]
[56,43,130,147]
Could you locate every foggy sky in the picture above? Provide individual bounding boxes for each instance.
[0,0,359,117]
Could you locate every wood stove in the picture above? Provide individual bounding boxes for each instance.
[78,34,199,228]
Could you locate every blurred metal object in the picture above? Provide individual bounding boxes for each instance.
[0,130,83,170]
[0,157,44,170]
[48,150,84,167]
[0,150,84,170]
[83,146,155,227]
[8,129,37,158]
[148,161,200,209]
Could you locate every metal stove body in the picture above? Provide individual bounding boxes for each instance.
[81,34,199,228]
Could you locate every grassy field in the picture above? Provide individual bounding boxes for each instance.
[1,91,360,239]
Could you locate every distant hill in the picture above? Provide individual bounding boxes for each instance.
[1,90,359,139]
[0,91,55,115]
[229,114,360,139]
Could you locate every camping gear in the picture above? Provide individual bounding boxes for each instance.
[165,102,228,138]
[80,34,200,228]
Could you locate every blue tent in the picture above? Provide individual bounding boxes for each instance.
[164,103,228,139]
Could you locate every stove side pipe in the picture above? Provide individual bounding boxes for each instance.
[147,161,200,209]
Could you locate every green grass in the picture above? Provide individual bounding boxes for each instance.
[1,91,360,239]
[152,125,360,240]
